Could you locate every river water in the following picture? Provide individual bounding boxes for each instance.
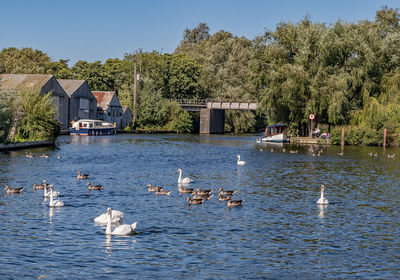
[0,134,399,279]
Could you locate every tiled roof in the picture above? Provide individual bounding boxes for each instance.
[0,74,53,90]
[57,79,86,97]
[92,91,115,110]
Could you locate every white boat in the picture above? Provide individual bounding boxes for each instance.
[69,119,117,136]
[257,124,289,143]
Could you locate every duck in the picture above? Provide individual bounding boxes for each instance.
[44,184,60,198]
[155,189,172,196]
[289,150,298,154]
[187,197,203,205]
[387,154,395,158]
[87,182,104,190]
[4,185,24,194]
[227,197,243,207]
[218,194,231,201]
[105,208,137,236]
[178,185,194,194]
[48,186,64,207]
[177,168,193,184]
[192,193,213,200]
[40,154,49,158]
[317,184,329,205]
[338,152,344,156]
[219,187,236,196]
[368,152,373,156]
[25,152,34,158]
[147,184,164,192]
[76,171,89,179]
[57,153,61,159]
[237,155,246,165]
[94,209,124,225]
[193,188,213,195]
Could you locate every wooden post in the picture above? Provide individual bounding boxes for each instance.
[341,127,345,146]
[132,55,137,129]
[383,128,387,147]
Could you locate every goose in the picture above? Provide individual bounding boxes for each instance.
[193,188,213,195]
[43,184,60,198]
[87,182,104,190]
[48,186,64,207]
[4,185,24,194]
[368,152,373,156]
[147,184,164,192]
[105,208,137,236]
[76,171,89,179]
[187,197,203,205]
[178,185,194,194]
[338,152,344,156]
[177,168,193,184]
[155,190,172,196]
[94,209,124,225]
[317,185,329,205]
[237,155,246,165]
[219,187,236,196]
[192,193,213,200]
[218,194,231,201]
[227,197,243,207]
[33,180,47,191]
[388,154,395,158]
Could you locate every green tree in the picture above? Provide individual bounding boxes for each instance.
[0,47,51,74]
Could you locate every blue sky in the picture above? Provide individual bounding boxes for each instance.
[1,0,399,66]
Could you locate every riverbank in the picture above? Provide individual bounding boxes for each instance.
[0,140,55,152]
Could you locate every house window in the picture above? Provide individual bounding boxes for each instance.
[108,111,111,117]
[80,98,89,109]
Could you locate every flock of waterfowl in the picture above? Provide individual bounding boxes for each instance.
[3,152,248,236]
[146,160,244,207]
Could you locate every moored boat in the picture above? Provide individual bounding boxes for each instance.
[258,124,289,143]
[69,119,117,136]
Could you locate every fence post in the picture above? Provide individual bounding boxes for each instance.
[383,128,387,147]
[341,127,345,146]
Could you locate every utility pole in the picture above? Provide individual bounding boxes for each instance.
[133,54,137,129]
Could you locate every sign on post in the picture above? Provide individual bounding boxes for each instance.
[309,114,315,120]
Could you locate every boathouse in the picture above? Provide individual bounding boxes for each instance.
[0,74,69,129]
[92,91,123,128]
[57,79,97,124]
[121,106,132,128]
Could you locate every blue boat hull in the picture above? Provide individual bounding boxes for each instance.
[69,127,117,136]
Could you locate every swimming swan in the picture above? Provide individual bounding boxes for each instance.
[317,185,329,205]
[94,209,124,225]
[177,168,193,184]
[105,208,137,236]
[237,155,246,165]
[49,186,64,207]
[43,184,60,198]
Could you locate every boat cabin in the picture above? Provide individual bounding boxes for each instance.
[265,124,288,137]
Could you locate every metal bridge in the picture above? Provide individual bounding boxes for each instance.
[169,99,258,134]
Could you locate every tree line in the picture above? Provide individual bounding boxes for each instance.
[1,7,400,145]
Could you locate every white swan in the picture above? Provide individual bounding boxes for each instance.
[317,184,329,205]
[95,209,124,225]
[177,168,193,184]
[43,184,60,198]
[237,155,246,165]
[105,208,137,236]
[49,186,64,207]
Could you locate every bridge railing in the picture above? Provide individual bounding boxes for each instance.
[168,99,207,106]
[169,98,257,106]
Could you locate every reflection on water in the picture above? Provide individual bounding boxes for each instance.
[0,134,400,279]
